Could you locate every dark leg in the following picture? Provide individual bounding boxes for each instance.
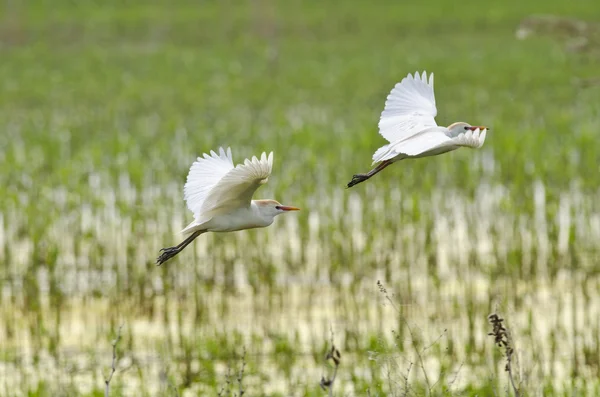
[347,160,393,188]
[156,230,204,266]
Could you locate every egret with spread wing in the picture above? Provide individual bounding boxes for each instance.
[157,147,299,265]
[347,71,489,188]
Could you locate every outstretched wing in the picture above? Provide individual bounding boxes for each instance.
[183,147,235,216]
[377,71,438,145]
[199,152,274,217]
[373,128,487,162]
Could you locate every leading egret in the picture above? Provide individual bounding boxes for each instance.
[157,147,300,265]
[347,71,489,188]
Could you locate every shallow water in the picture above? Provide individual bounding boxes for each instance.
[2,175,600,395]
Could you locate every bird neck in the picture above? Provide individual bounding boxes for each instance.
[251,201,277,225]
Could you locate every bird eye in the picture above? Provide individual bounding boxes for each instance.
[464,126,469,130]
[275,206,282,210]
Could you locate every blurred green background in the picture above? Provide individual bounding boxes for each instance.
[1,0,599,396]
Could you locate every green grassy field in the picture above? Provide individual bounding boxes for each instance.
[1,0,600,396]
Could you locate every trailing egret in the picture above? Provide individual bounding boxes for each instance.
[157,147,299,265]
[347,71,489,188]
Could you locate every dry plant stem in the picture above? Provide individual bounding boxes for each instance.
[379,281,432,395]
[425,330,448,392]
[328,365,338,397]
[104,325,123,397]
[319,347,341,396]
[507,353,519,397]
[488,314,520,397]
[445,362,464,393]
[218,347,246,397]
[320,339,341,396]
[402,361,413,397]
[237,347,246,397]
[218,367,232,397]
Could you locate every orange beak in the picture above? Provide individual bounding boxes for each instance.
[277,205,300,211]
[468,126,489,131]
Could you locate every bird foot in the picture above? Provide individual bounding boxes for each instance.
[347,173,369,188]
[156,246,180,266]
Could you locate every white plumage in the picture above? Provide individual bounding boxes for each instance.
[348,71,489,188]
[157,147,299,265]
[183,148,273,227]
[377,71,438,145]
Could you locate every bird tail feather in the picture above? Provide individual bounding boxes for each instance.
[372,145,398,164]
[372,145,388,163]
[181,220,208,235]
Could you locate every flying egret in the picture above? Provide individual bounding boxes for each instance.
[347,71,489,188]
[156,147,300,265]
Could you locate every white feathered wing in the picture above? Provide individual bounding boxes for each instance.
[181,147,273,234]
[372,71,439,163]
[380,127,487,158]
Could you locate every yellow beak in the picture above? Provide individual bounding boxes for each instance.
[277,205,300,211]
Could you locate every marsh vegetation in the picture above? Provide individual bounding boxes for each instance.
[1,0,600,395]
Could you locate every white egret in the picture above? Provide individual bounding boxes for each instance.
[157,147,300,265]
[347,71,489,188]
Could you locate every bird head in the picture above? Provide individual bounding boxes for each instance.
[255,199,300,218]
[448,122,489,134]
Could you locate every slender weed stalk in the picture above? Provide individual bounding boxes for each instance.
[104,325,124,397]
[488,313,521,397]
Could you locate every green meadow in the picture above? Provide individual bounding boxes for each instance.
[1,0,600,395]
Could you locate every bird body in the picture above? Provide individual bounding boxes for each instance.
[347,71,489,188]
[371,123,487,163]
[157,148,299,265]
[181,199,282,234]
